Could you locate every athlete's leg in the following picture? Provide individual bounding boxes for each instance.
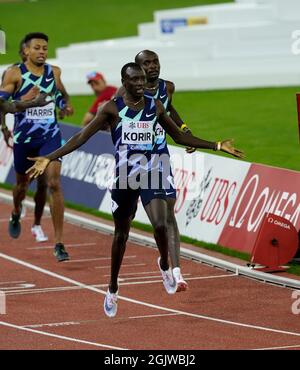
[45,161,64,244]
[104,190,138,317]
[8,172,30,239]
[144,198,169,271]
[33,174,48,225]
[109,189,138,293]
[9,141,39,238]
[109,216,132,293]
[12,172,30,215]
[12,141,36,215]
[166,197,188,291]
[143,197,177,294]
[166,197,180,268]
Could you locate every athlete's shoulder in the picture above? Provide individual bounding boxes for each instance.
[50,65,62,76]
[101,98,118,114]
[164,80,175,94]
[1,64,21,83]
[6,64,21,74]
[6,63,20,72]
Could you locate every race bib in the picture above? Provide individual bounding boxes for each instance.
[122,120,153,145]
[25,102,55,122]
[155,123,165,140]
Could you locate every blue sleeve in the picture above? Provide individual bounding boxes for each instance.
[0,91,12,100]
[55,90,66,110]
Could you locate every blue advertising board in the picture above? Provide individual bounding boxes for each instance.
[5,122,115,209]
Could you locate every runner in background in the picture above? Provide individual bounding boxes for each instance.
[0,32,73,261]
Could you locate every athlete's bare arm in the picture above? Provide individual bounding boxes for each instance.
[164,81,184,128]
[52,65,74,116]
[1,70,43,147]
[0,66,21,95]
[26,101,118,178]
[155,100,244,159]
[165,80,196,153]
[0,111,13,148]
[0,94,50,114]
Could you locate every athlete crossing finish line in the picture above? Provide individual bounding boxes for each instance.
[116,50,197,292]
[26,62,244,318]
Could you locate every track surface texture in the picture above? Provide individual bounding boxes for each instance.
[0,199,300,350]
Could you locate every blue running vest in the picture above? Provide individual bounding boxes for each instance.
[12,63,60,144]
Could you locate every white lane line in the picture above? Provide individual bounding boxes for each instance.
[5,274,237,296]
[252,344,300,350]
[185,274,236,281]
[104,271,172,277]
[0,281,26,285]
[129,313,182,320]
[0,283,35,291]
[1,252,300,340]
[95,263,146,269]
[23,321,81,329]
[27,243,96,250]
[65,256,136,263]
[0,321,127,350]
[118,273,221,282]
[121,275,165,281]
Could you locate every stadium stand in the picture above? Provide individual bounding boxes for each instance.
[1,0,299,93]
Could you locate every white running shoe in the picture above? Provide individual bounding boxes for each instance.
[104,289,118,318]
[31,225,48,242]
[157,257,177,294]
[173,267,188,292]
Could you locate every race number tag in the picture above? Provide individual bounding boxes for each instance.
[122,121,153,145]
[25,102,55,122]
[155,123,165,140]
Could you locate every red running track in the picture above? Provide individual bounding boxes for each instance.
[0,199,300,350]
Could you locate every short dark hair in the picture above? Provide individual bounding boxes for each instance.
[121,62,143,79]
[24,32,49,45]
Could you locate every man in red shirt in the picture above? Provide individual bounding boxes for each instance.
[82,72,117,126]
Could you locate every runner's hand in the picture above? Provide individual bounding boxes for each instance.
[65,103,74,116]
[182,127,197,154]
[59,103,74,119]
[33,93,53,107]
[21,86,40,101]
[220,139,244,159]
[186,147,197,154]
[26,157,50,179]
